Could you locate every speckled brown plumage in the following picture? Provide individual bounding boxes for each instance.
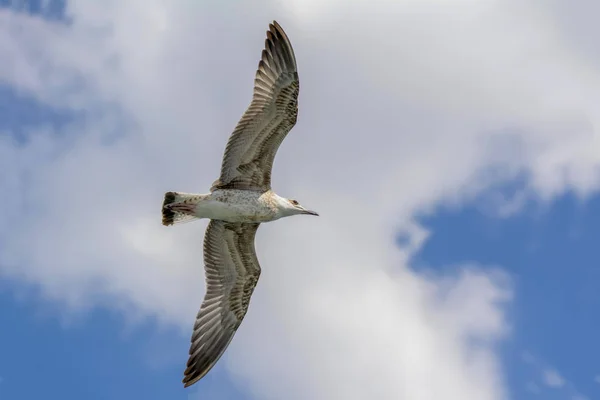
[211,20,300,192]
[182,221,261,388]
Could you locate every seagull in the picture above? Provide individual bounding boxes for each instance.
[161,21,318,388]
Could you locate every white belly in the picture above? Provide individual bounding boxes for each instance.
[195,190,279,223]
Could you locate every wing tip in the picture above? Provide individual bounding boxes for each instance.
[182,374,202,388]
[270,20,286,35]
[270,20,283,33]
[265,20,297,70]
[182,360,208,388]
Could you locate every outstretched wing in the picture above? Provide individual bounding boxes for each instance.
[183,221,261,388]
[211,20,299,192]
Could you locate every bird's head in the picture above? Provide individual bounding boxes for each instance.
[281,198,319,217]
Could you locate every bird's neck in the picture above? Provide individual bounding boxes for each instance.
[269,192,295,218]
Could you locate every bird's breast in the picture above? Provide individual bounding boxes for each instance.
[196,190,277,223]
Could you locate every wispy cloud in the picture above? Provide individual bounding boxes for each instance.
[526,381,540,395]
[572,395,590,400]
[542,368,565,388]
[522,352,589,399]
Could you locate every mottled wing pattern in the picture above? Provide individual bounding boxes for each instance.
[211,20,299,192]
[182,221,261,388]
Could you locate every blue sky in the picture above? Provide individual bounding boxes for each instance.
[416,194,600,400]
[3,163,600,400]
[2,1,600,400]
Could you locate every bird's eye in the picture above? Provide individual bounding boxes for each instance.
[290,199,298,206]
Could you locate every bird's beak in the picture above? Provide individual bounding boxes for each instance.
[302,209,319,216]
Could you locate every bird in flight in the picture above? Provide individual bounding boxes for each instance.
[161,20,318,388]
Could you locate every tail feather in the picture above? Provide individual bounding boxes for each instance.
[162,192,177,226]
[162,192,203,226]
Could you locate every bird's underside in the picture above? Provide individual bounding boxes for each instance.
[160,20,302,389]
[162,189,283,225]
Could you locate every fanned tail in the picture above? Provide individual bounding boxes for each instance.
[162,192,203,226]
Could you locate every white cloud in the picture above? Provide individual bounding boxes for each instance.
[542,368,566,388]
[1,0,600,399]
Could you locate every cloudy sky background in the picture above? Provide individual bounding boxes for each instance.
[1,0,600,399]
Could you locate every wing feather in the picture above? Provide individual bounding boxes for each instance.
[182,221,261,388]
[211,21,299,192]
